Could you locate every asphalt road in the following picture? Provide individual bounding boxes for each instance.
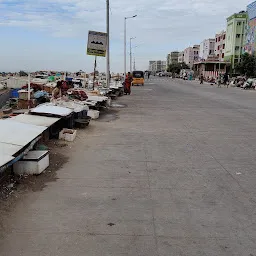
[1,77,256,255]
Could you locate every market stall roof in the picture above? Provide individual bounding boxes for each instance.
[0,143,23,156]
[0,119,46,147]
[10,114,60,127]
[0,154,14,168]
[30,105,73,117]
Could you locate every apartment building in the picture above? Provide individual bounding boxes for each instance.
[166,51,179,67]
[178,51,184,63]
[184,45,200,68]
[224,11,247,69]
[148,61,166,72]
[215,31,226,61]
[199,39,215,61]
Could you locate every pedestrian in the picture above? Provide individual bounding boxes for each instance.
[52,81,62,99]
[148,72,150,79]
[124,72,132,95]
[217,74,222,88]
[200,74,204,84]
[224,73,229,88]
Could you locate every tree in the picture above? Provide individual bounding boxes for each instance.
[167,62,190,74]
[235,53,256,77]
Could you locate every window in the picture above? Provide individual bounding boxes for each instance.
[222,53,225,59]
[216,38,218,42]
[236,34,241,38]
[223,44,225,49]
[237,22,241,26]
[218,37,220,42]
[223,34,226,40]
[217,54,220,58]
[218,45,220,50]
[235,46,240,51]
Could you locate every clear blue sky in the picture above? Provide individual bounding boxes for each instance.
[0,0,251,72]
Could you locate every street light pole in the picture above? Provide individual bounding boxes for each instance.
[106,0,110,88]
[124,15,137,78]
[130,37,136,73]
[124,18,126,79]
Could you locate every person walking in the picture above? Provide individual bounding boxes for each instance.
[200,74,204,84]
[224,73,229,88]
[124,72,132,95]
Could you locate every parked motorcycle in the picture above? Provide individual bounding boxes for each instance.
[242,78,255,90]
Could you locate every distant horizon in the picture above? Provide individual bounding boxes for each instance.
[0,0,251,72]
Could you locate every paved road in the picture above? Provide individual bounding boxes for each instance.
[1,78,256,255]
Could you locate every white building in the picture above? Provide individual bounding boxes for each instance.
[214,31,226,61]
[148,61,166,72]
[184,45,200,68]
[199,39,215,61]
[178,51,184,63]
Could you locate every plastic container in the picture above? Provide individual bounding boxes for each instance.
[18,89,33,100]
[11,89,20,98]
[13,150,49,175]
[87,110,100,119]
[59,128,77,142]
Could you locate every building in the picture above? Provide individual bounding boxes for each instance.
[194,60,230,79]
[166,51,179,67]
[148,61,166,72]
[148,61,155,71]
[184,45,200,68]
[244,1,256,55]
[178,51,184,63]
[215,31,226,61]
[199,39,215,61]
[224,11,247,69]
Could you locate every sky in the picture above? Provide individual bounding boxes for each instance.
[0,0,252,72]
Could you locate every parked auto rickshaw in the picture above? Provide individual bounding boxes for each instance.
[132,71,144,86]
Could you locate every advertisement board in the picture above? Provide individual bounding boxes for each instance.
[87,31,107,57]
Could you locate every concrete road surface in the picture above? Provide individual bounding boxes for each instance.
[1,78,256,255]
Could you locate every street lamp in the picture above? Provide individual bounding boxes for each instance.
[132,45,138,71]
[106,0,110,88]
[124,15,137,78]
[130,37,136,73]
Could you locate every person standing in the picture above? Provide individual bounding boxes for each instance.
[124,72,132,95]
[200,74,204,84]
[224,73,229,88]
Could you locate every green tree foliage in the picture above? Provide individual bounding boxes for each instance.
[235,53,256,77]
[167,62,190,73]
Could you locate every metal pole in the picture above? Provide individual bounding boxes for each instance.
[130,38,132,73]
[106,0,110,88]
[28,73,31,109]
[93,56,97,90]
[124,18,126,79]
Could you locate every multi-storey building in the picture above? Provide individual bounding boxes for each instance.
[199,39,215,61]
[215,31,226,61]
[224,11,247,69]
[184,45,200,68]
[178,51,184,63]
[148,61,166,72]
[166,51,179,68]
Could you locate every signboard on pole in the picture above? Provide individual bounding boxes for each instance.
[87,30,107,57]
